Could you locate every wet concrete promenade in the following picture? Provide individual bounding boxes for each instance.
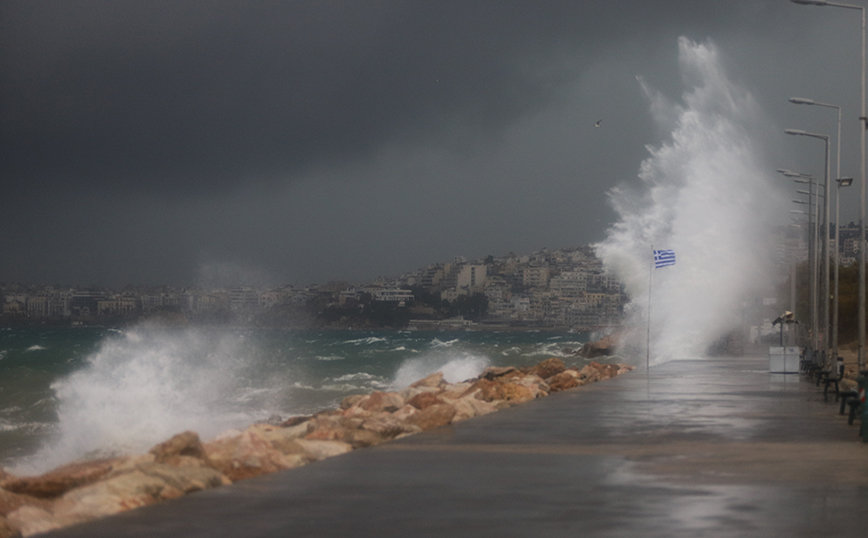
[52,355,868,537]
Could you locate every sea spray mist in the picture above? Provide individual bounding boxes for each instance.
[596,38,789,364]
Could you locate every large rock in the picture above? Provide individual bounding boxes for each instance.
[339,394,366,410]
[0,490,50,518]
[526,358,566,379]
[6,506,59,537]
[1,458,119,499]
[245,424,313,457]
[512,374,549,398]
[360,413,418,439]
[51,470,177,524]
[452,398,498,422]
[148,431,208,465]
[438,383,473,401]
[407,392,445,410]
[134,463,230,494]
[358,391,404,413]
[45,464,227,527]
[292,440,353,461]
[398,386,440,402]
[203,431,306,482]
[480,366,519,381]
[0,515,20,538]
[579,364,603,383]
[392,404,418,422]
[304,415,363,442]
[410,372,445,389]
[462,379,534,404]
[406,403,457,431]
[576,332,621,358]
[546,371,581,392]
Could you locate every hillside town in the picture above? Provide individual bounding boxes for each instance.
[0,246,625,331]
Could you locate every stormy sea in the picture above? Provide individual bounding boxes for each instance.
[0,326,593,475]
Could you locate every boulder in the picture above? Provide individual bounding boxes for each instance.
[398,386,440,402]
[339,394,366,410]
[346,429,389,448]
[304,415,363,442]
[280,415,312,428]
[0,515,20,538]
[203,431,305,482]
[292,440,353,461]
[148,431,208,465]
[546,371,581,392]
[6,506,59,537]
[358,391,404,413]
[452,398,498,422]
[576,332,621,358]
[462,379,534,404]
[0,490,50,517]
[601,363,620,379]
[406,403,456,431]
[481,366,519,381]
[512,374,549,398]
[616,363,636,375]
[526,358,566,379]
[134,463,230,494]
[410,372,445,389]
[438,383,473,401]
[579,364,602,383]
[360,413,418,439]
[51,470,176,524]
[392,404,418,422]
[407,392,445,410]
[1,458,119,499]
[245,424,312,456]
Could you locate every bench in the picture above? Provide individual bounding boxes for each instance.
[840,390,861,425]
[820,365,845,402]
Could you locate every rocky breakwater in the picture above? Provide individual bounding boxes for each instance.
[0,358,634,537]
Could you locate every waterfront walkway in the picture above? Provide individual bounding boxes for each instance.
[52,356,868,537]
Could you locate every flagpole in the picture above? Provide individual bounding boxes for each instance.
[647,246,653,374]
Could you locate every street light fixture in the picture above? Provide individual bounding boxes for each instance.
[786,129,832,369]
[834,177,855,366]
[790,97,843,363]
[781,169,821,354]
[791,0,866,371]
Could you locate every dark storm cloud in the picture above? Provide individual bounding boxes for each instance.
[1,0,786,198]
[2,0,843,287]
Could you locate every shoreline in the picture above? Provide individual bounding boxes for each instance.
[0,356,634,537]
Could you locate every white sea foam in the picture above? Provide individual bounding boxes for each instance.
[392,352,490,388]
[429,338,459,349]
[522,342,585,359]
[25,345,46,352]
[342,337,388,345]
[15,328,280,474]
[315,355,345,361]
[595,38,787,364]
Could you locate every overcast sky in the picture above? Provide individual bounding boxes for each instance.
[1,1,863,288]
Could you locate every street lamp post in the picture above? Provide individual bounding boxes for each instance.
[781,168,821,354]
[791,0,867,371]
[789,98,842,362]
[836,177,855,365]
[785,130,832,369]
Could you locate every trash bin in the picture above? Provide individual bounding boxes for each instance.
[858,374,868,442]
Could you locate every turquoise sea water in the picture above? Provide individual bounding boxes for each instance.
[0,326,596,474]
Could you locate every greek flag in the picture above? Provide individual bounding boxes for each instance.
[654,249,675,268]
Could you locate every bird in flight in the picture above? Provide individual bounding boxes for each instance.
[594,119,602,127]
